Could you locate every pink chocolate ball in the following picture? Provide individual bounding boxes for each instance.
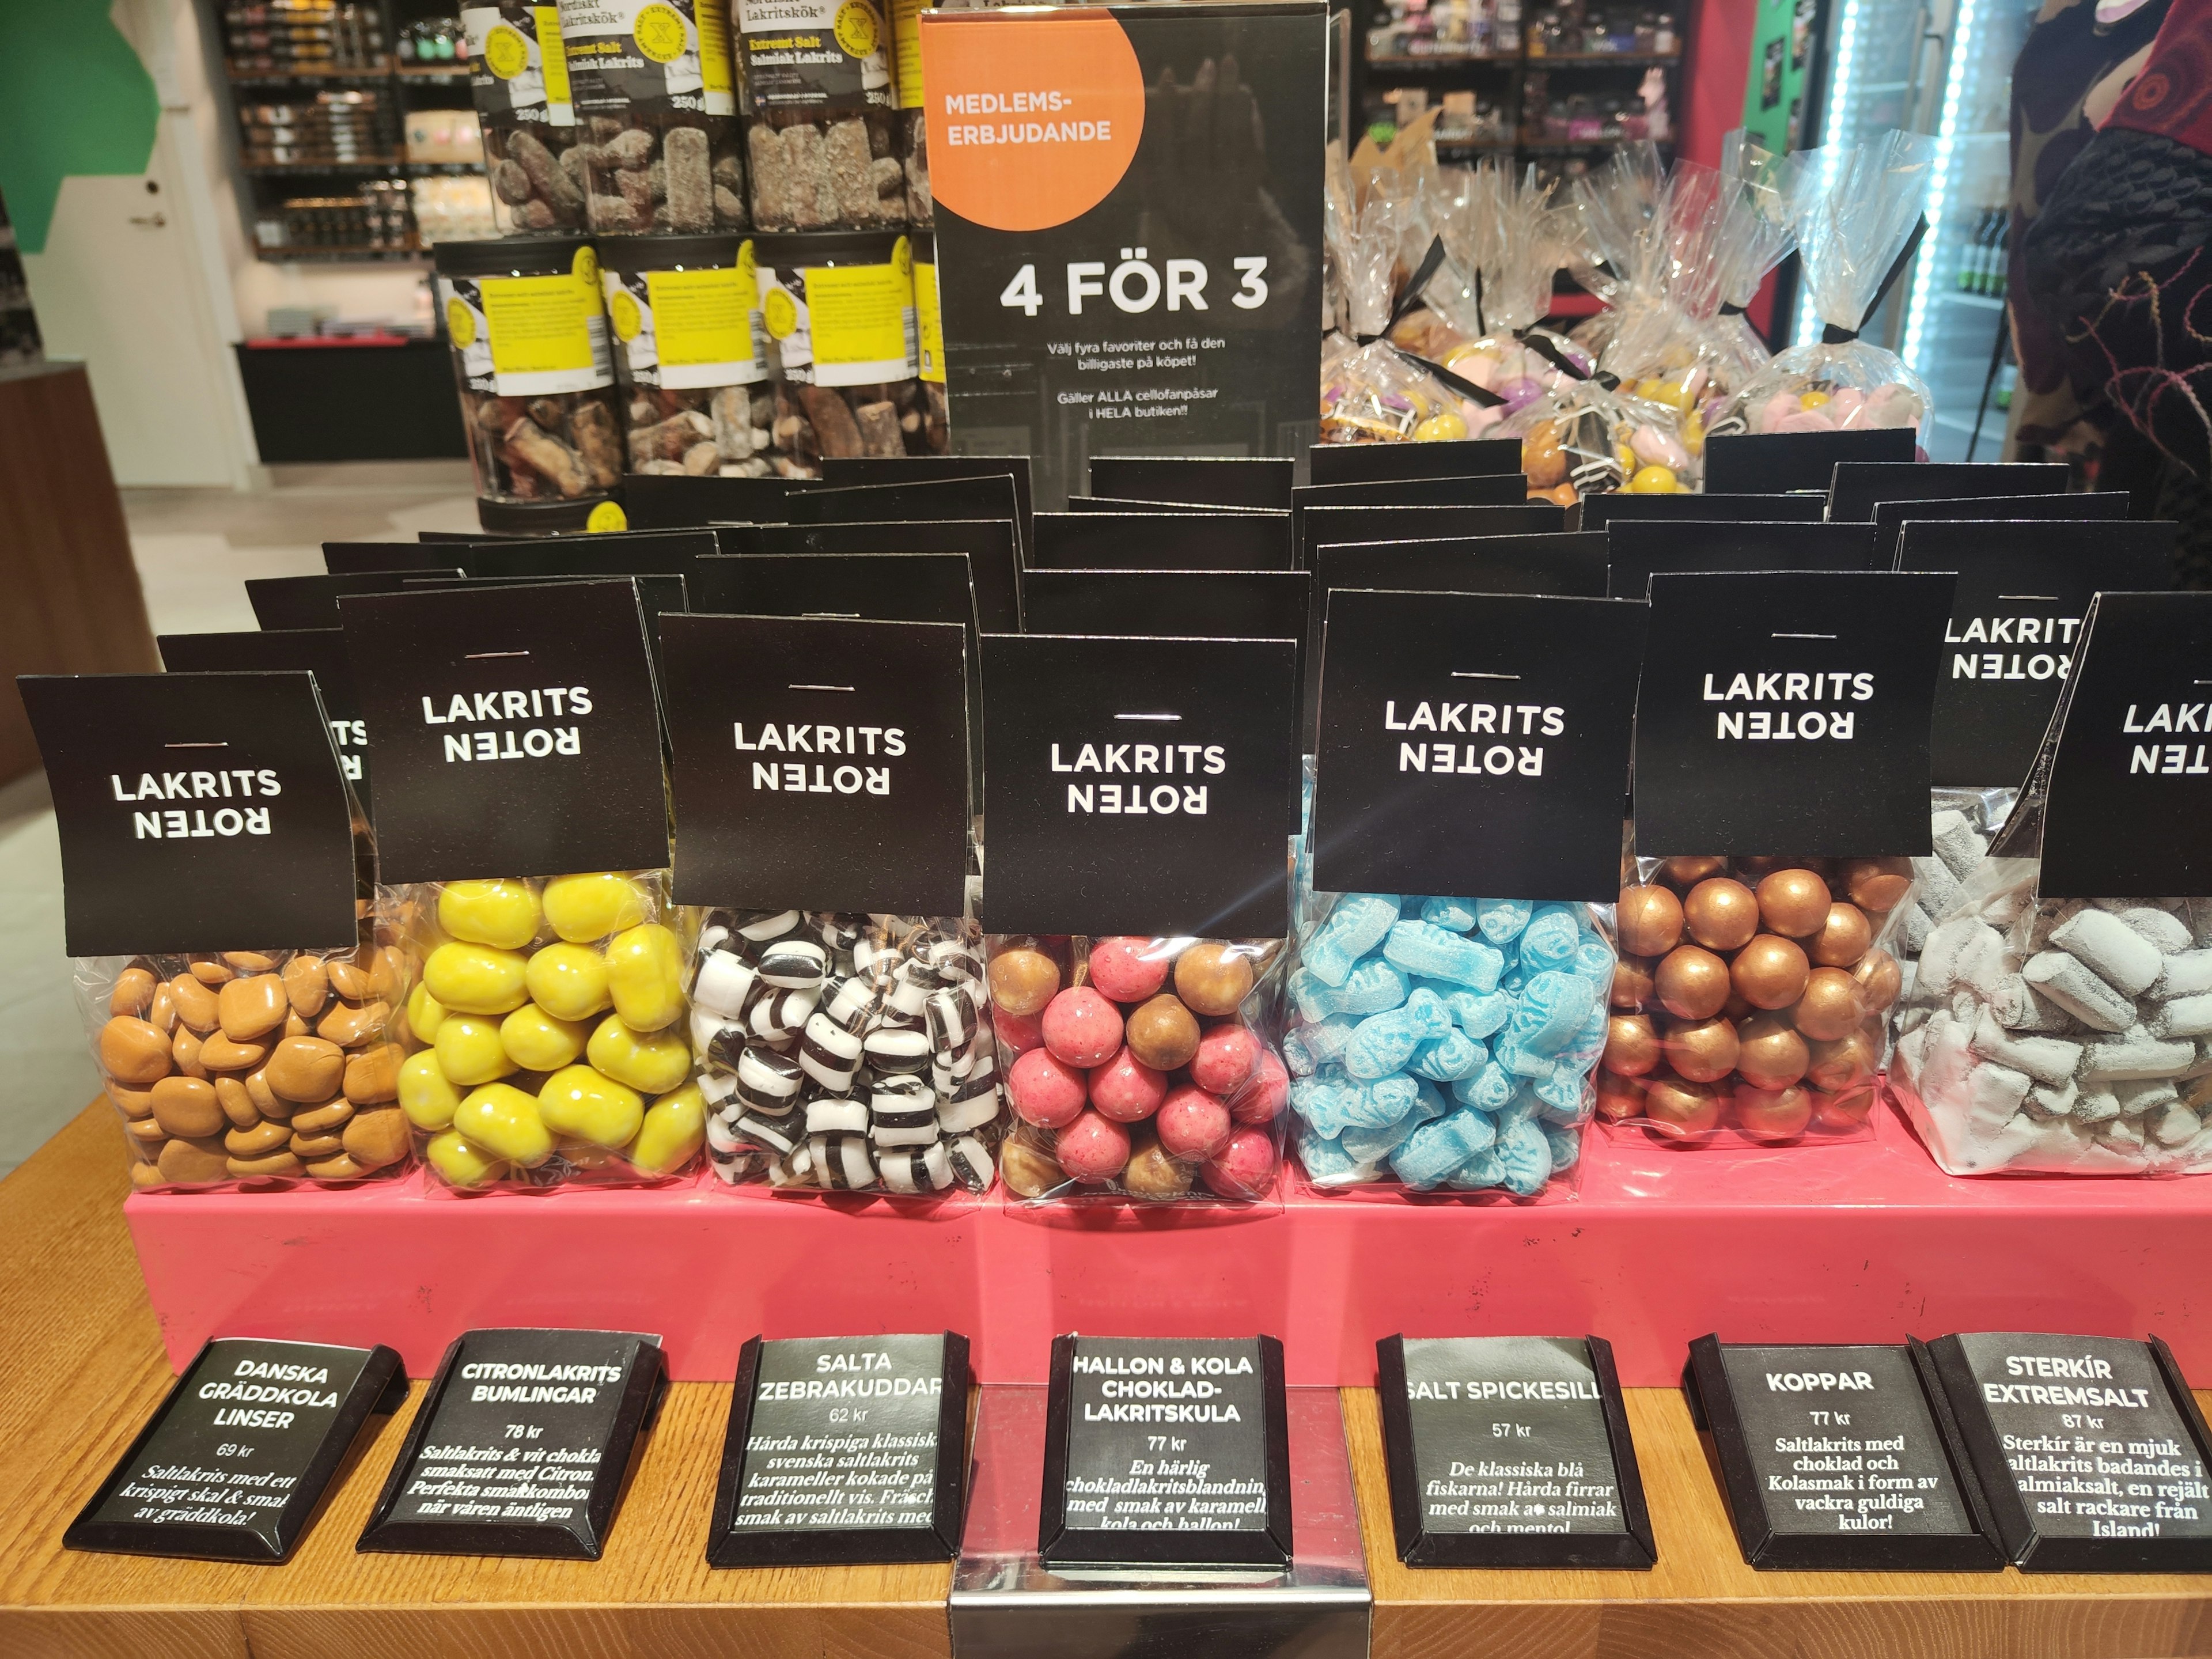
[1155,1084,1232,1161]
[1056,1110,1131,1183]
[1088,936,1171,1003]
[993,1005,1045,1055]
[1190,1022,1260,1093]
[1201,1126,1279,1199]
[1231,1048,1289,1125]
[1089,1046,1168,1123]
[1008,1047,1087,1128]
[1041,986,1124,1068]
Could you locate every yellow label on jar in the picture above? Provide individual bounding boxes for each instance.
[645,266,754,369]
[533,5,573,107]
[806,259,911,372]
[762,284,798,340]
[484,21,531,77]
[697,0,733,95]
[587,500,630,532]
[483,273,604,380]
[891,0,926,107]
[445,295,477,346]
[573,244,599,291]
[913,257,942,383]
[834,0,880,58]
[608,286,644,342]
[632,2,687,60]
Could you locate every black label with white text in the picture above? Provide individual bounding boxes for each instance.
[1058,1336,1270,1534]
[728,1335,950,1532]
[158,628,372,811]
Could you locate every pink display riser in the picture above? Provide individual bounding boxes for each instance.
[125,1090,2212,1389]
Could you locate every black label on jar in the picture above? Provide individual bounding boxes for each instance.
[465,1,576,122]
[736,0,893,112]
[558,0,736,115]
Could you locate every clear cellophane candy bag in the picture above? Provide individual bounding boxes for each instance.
[688,909,1003,1198]
[1600,847,1908,1147]
[990,934,1290,1205]
[1283,783,1611,1200]
[1697,132,1806,423]
[1887,782,2212,1176]
[393,873,704,1191]
[1504,375,1692,506]
[1733,130,1936,436]
[86,923,417,1192]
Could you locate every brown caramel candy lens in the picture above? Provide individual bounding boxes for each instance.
[1684,878,1759,950]
[100,1017,174,1085]
[1732,934,1810,1011]
[1124,994,1201,1071]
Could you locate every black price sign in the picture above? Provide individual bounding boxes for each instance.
[1376,1335,1653,1569]
[1685,1335,2002,1570]
[1926,1332,2212,1573]
[707,1332,969,1566]
[357,1328,664,1560]
[66,1338,403,1563]
[158,629,372,810]
[1040,1334,1291,1569]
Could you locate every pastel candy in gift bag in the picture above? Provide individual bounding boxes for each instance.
[1383,920,1504,991]
[1476,898,1532,946]
[1518,904,1584,974]
[1420,896,1478,932]
[1408,1024,1485,1081]
[1391,1108,1497,1189]
[1292,957,1411,1022]
[1305,893,1402,987]
[1495,1116,1553,1196]
[1282,1014,1355,1076]
[1507,969,1599,1055]
[1344,987,1455,1080]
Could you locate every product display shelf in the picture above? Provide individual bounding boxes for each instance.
[4,1106,2209,1659]
[126,1091,2212,1390]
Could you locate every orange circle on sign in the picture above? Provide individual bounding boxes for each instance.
[921,13,1145,233]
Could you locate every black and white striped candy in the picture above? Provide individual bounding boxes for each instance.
[885,959,941,1019]
[692,949,757,1018]
[870,1074,938,1145]
[926,986,981,1059]
[946,1134,994,1191]
[758,937,827,989]
[863,1025,932,1074]
[735,908,804,945]
[816,973,879,1035]
[805,1093,869,1134]
[736,1111,802,1157]
[937,1065,1002,1134]
[736,1043,805,1112]
[698,1070,739,1111]
[810,1131,878,1190]
[749,987,819,1044]
[766,1143,816,1187]
[813,912,866,953]
[798,1012,865,1090]
[880,1141,955,1194]
[706,1114,745,1158]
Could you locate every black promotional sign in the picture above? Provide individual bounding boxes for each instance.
[1376,1334,1653,1569]
[1827,460,2069,524]
[464,529,718,585]
[1031,510,1293,571]
[339,581,669,883]
[1312,590,1645,900]
[663,614,971,915]
[1577,491,1828,531]
[922,3,1324,512]
[787,476,1027,567]
[1301,501,1565,571]
[822,456,1037,546]
[721,519,1024,633]
[707,1332,971,1566]
[1040,1334,1291,1569]
[1872,490,2133,563]
[2030,591,2212,899]
[620,474,790,529]
[1631,572,1955,858]
[247,570,461,628]
[1308,437,1520,486]
[1066,495,1277,514]
[158,629,370,810]
[358,1328,664,1560]
[980,633,1297,936]
[20,672,361,957]
[1925,1332,2212,1573]
[1684,1336,2002,1571]
[66,1338,403,1563]
[1700,427,1916,496]
[1090,456,1296,510]
[324,541,471,574]
[1603,520,1878,599]
[1895,521,2176,789]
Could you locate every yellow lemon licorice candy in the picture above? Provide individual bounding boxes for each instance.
[426,1127,507,1188]
[423,941,529,1016]
[629,1081,705,1174]
[437,878,542,950]
[405,980,449,1044]
[586,1014,691,1094]
[1413,410,1468,442]
[603,922,685,1032]
[542,872,650,944]
[453,1081,554,1167]
[538,1063,645,1150]
[398,1048,464,1130]
[1628,464,1679,494]
[555,1137,621,1170]
[434,1013,518,1086]
[524,941,612,1021]
[501,1003,591,1071]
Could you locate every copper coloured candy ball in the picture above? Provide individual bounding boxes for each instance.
[1124,994,1201,1072]
[1734,1013,1809,1090]
[1734,1083,1813,1141]
[1642,1072,1724,1138]
[1661,1015,1740,1084]
[1852,948,1902,1014]
[1813,1084,1877,1133]
[1793,967,1866,1043]
[1683,877,1759,951]
[1616,884,1684,958]
[1755,868,1833,938]
[1730,934,1809,1011]
[1806,1028,1878,1093]
[1596,1071,1649,1123]
[1603,1013,1661,1077]
[1173,942,1253,1017]
[1840,856,1912,914]
[1611,956,1656,1011]
[989,948,1061,1018]
[1809,902,1873,968]
[1658,854,1727,890]
[1654,946,1730,1021]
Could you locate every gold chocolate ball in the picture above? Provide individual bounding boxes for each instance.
[1684,878,1759,950]
[1654,946,1731,1021]
[1122,1128,1194,1198]
[1851,948,1902,1014]
[1806,1029,1878,1093]
[1734,1084,1813,1142]
[1642,1071,1724,1138]
[1658,854,1728,890]
[1813,1084,1878,1133]
[990,948,1061,1017]
[1611,956,1656,1011]
[1793,967,1867,1042]
[1603,1013,1661,1077]
[1809,902,1873,967]
[1596,1071,1649,1122]
[1756,868,1834,938]
[1731,934,1810,1011]
[1001,1132,1065,1198]
[1661,1016,1741,1084]
[1617,884,1684,957]
[1125,994,1202,1071]
[1840,857,1913,914]
[1734,1013,1809,1090]
[1174,942,1255,1017]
